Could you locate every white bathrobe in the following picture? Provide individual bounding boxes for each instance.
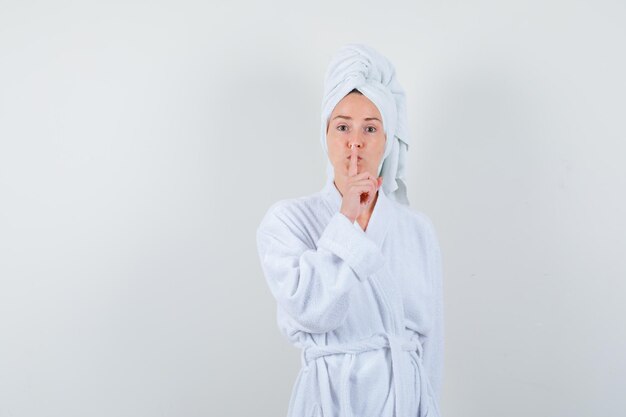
[256,177,444,417]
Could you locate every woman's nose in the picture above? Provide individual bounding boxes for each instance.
[348,143,363,154]
[348,135,364,149]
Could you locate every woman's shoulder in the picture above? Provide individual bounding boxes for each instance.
[257,191,327,236]
[390,201,439,239]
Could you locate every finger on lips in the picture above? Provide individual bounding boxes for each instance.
[349,144,358,177]
[348,145,380,193]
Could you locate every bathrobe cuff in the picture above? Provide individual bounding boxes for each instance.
[317,211,386,280]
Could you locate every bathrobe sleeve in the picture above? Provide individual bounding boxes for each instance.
[256,204,387,334]
[420,216,445,405]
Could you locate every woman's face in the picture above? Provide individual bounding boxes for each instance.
[326,92,386,180]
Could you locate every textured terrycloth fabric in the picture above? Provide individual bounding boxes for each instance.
[256,178,444,417]
[320,43,412,206]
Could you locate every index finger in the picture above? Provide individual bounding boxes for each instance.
[348,144,358,177]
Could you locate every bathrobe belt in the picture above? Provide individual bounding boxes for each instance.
[301,332,432,417]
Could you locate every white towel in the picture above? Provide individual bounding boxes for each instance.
[319,43,412,206]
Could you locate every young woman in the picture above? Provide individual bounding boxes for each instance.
[256,43,444,417]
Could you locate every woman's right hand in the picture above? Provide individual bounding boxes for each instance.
[340,145,383,223]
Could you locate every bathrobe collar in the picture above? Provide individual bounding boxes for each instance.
[321,176,392,249]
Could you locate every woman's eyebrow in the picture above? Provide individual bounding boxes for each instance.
[332,115,381,122]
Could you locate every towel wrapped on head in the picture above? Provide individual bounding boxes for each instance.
[320,43,411,206]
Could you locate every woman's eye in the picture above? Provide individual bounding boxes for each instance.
[336,125,376,133]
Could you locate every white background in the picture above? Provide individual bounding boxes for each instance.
[1,0,625,416]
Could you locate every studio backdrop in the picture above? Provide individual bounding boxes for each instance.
[0,1,625,416]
